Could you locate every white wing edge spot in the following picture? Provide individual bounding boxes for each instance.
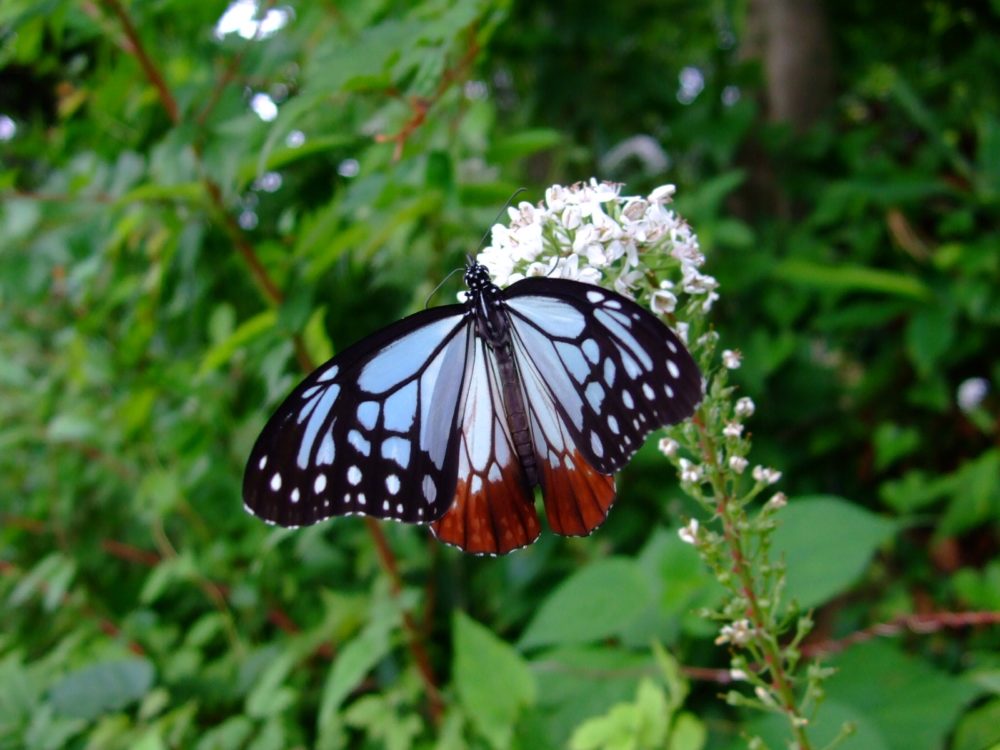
[317,364,339,382]
[348,465,362,486]
[270,472,282,491]
[258,455,268,470]
[586,290,604,303]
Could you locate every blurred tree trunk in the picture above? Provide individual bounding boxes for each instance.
[737,0,834,218]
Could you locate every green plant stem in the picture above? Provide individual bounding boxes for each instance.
[694,410,813,749]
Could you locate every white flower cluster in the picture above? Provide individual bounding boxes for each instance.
[477,179,719,317]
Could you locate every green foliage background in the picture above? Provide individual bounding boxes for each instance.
[2,1,998,748]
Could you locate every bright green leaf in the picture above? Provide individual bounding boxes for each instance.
[519,558,651,649]
[772,496,897,609]
[454,611,536,750]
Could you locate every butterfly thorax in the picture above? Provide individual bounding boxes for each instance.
[465,262,511,349]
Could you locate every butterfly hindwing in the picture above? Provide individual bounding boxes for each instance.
[243,306,473,528]
[430,338,540,555]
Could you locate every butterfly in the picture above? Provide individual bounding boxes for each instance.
[243,259,702,555]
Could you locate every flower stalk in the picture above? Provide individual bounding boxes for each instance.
[478,179,824,749]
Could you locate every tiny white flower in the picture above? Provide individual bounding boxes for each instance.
[729,455,748,474]
[701,290,719,312]
[957,377,989,412]
[675,321,690,345]
[648,184,676,204]
[765,492,788,510]
[715,619,754,647]
[650,289,677,315]
[752,466,782,485]
[561,205,582,230]
[729,668,749,681]
[678,518,700,545]
[658,437,679,457]
[679,458,703,483]
[723,421,743,439]
[722,349,742,369]
[734,397,755,418]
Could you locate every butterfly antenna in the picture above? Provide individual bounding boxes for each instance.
[474,187,528,254]
[424,265,466,309]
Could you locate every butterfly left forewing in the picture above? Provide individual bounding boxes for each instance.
[243,307,472,528]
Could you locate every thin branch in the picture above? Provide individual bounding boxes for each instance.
[802,610,1000,658]
[374,28,480,160]
[100,0,180,124]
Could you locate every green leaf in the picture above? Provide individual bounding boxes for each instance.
[772,496,897,609]
[245,651,297,719]
[317,617,395,729]
[825,641,980,750]
[519,558,651,649]
[667,712,706,750]
[568,678,670,750]
[49,658,155,720]
[773,259,932,300]
[487,129,563,162]
[905,304,955,376]
[198,309,278,377]
[952,698,1000,750]
[453,612,536,750]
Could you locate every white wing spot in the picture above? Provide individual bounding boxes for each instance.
[291,488,300,504]
[471,475,483,494]
[608,415,620,434]
[418,507,424,518]
[666,359,680,379]
[317,365,339,382]
[667,340,678,354]
[590,432,604,458]
[582,338,600,364]
[270,472,282,491]
[347,465,362,486]
[383,500,390,512]
[586,290,604,304]
[603,358,616,387]
[396,502,404,515]
[258,455,268,470]
[664,384,675,398]
[605,298,622,310]
[623,390,635,409]
[358,493,366,506]
[387,474,400,495]
[314,474,327,494]
[642,383,655,400]
[422,475,437,504]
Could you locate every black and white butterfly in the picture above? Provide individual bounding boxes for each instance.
[243,259,702,555]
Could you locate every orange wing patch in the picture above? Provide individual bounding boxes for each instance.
[538,448,616,537]
[431,463,540,555]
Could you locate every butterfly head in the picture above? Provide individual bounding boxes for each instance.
[463,259,493,293]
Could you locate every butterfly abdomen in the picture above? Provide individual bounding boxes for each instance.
[494,339,539,487]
